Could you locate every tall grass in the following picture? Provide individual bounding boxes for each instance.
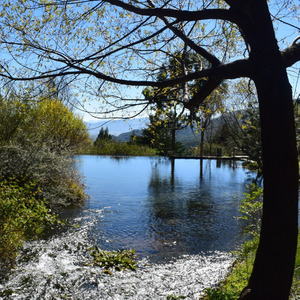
[86,140,157,156]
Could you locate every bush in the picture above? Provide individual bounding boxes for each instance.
[0,92,89,275]
[88,140,157,156]
[0,178,60,273]
[0,144,86,208]
[201,185,262,299]
[86,247,137,272]
[202,236,259,300]
[235,183,263,236]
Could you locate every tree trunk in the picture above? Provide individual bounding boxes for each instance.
[239,1,299,299]
[200,130,204,157]
[171,127,176,156]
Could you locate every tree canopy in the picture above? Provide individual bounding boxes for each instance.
[0,0,298,116]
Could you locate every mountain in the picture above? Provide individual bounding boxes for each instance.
[115,129,143,142]
[87,115,227,147]
[113,127,201,146]
[113,116,225,147]
[86,117,149,140]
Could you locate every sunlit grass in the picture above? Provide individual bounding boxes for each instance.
[201,233,300,299]
[86,140,157,156]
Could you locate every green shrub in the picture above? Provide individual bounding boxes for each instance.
[88,140,157,156]
[235,183,263,236]
[201,185,262,299]
[0,144,86,208]
[86,247,137,272]
[0,178,60,272]
[202,236,259,300]
[166,295,186,300]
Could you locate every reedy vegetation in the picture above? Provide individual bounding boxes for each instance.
[87,127,157,156]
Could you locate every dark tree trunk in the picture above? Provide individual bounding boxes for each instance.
[200,130,204,157]
[171,127,176,156]
[239,1,299,299]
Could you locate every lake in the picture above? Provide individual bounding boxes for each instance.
[69,155,254,262]
[0,156,256,299]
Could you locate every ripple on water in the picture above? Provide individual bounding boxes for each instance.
[0,216,234,300]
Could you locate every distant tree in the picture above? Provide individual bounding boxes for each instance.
[94,127,112,147]
[143,50,226,157]
[142,54,191,156]
[237,101,262,171]
[213,81,263,171]
[212,116,238,153]
[191,82,227,156]
[138,113,185,156]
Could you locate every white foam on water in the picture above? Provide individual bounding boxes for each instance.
[0,211,235,300]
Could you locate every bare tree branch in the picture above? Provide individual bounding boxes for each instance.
[102,0,239,23]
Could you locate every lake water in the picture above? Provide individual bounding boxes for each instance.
[0,156,256,299]
[70,155,254,262]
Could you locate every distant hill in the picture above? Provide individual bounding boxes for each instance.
[87,114,229,148]
[115,129,143,142]
[112,116,225,148]
[86,118,149,140]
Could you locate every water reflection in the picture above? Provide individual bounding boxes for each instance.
[70,156,254,263]
[145,158,251,261]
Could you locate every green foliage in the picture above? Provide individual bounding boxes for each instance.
[0,143,86,208]
[94,127,112,146]
[215,98,262,173]
[0,178,60,272]
[190,142,223,157]
[0,94,27,144]
[238,102,262,173]
[35,99,91,152]
[211,121,238,156]
[166,295,186,300]
[0,93,89,208]
[89,139,157,156]
[0,89,90,276]
[202,236,259,300]
[203,232,300,300]
[235,183,263,236]
[87,247,137,272]
[86,126,157,156]
[0,94,91,152]
[203,289,237,300]
[290,233,300,298]
[137,114,186,157]
[141,52,198,156]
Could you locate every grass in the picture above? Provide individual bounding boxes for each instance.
[84,140,157,156]
[290,232,300,298]
[201,233,300,299]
